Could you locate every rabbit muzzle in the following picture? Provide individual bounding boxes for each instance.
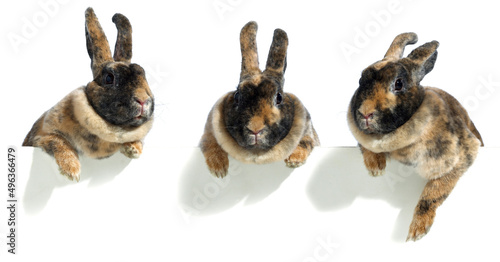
[355,109,380,134]
[134,97,153,118]
[244,128,269,149]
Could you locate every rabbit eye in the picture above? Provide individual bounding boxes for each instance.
[276,92,283,105]
[394,78,404,92]
[104,73,114,85]
[234,91,240,104]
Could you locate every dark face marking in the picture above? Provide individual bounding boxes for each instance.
[350,62,425,134]
[224,77,294,150]
[85,62,153,128]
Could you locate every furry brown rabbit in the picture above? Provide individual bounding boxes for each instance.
[23,8,154,182]
[347,32,483,241]
[200,21,319,178]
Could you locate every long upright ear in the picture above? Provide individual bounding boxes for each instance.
[406,41,439,82]
[85,7,113,77]
[383,32,418,61]
[112,13,132,63]
[264,28,288,77]
[240,21,261,81]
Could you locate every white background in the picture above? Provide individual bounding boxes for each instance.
[1,0,499,261]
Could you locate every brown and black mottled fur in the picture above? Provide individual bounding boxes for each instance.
[200,21,319,178]
[23,8,154,181]
[347,33,483,241]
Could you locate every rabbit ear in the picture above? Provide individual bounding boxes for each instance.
[264,29,288,76]
[112,13,132,63]
[406,41,439,81]
[383,32,418,61]
[85,7,113,77]
[240,21,261,80]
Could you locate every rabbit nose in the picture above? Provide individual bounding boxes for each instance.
[249,128,263,135]
[135,98,150,105]
[361,112,375,129]
[248,128,264,145]
[363,113,374,120]
[135,98,152,116]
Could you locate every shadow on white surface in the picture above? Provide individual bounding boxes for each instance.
[178,150,294,216]
[307,148,427,242]
[23,148,132,215]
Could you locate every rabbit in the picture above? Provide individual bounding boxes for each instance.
[22,7,154,182]
[347,32,484,241]
[200,21,319,178]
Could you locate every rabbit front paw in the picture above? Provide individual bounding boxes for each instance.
[407,212,435,241]
[121,141,143,159]
[362,149,386,177]
[56,153,81,182]
[285,147,308,168]
[205,152,229,178]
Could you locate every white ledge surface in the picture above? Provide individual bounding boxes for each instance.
[5,146,499,261]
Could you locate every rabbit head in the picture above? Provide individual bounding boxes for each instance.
[349,32,439,134]
[224,21,293,150]
[84,7,154,128]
